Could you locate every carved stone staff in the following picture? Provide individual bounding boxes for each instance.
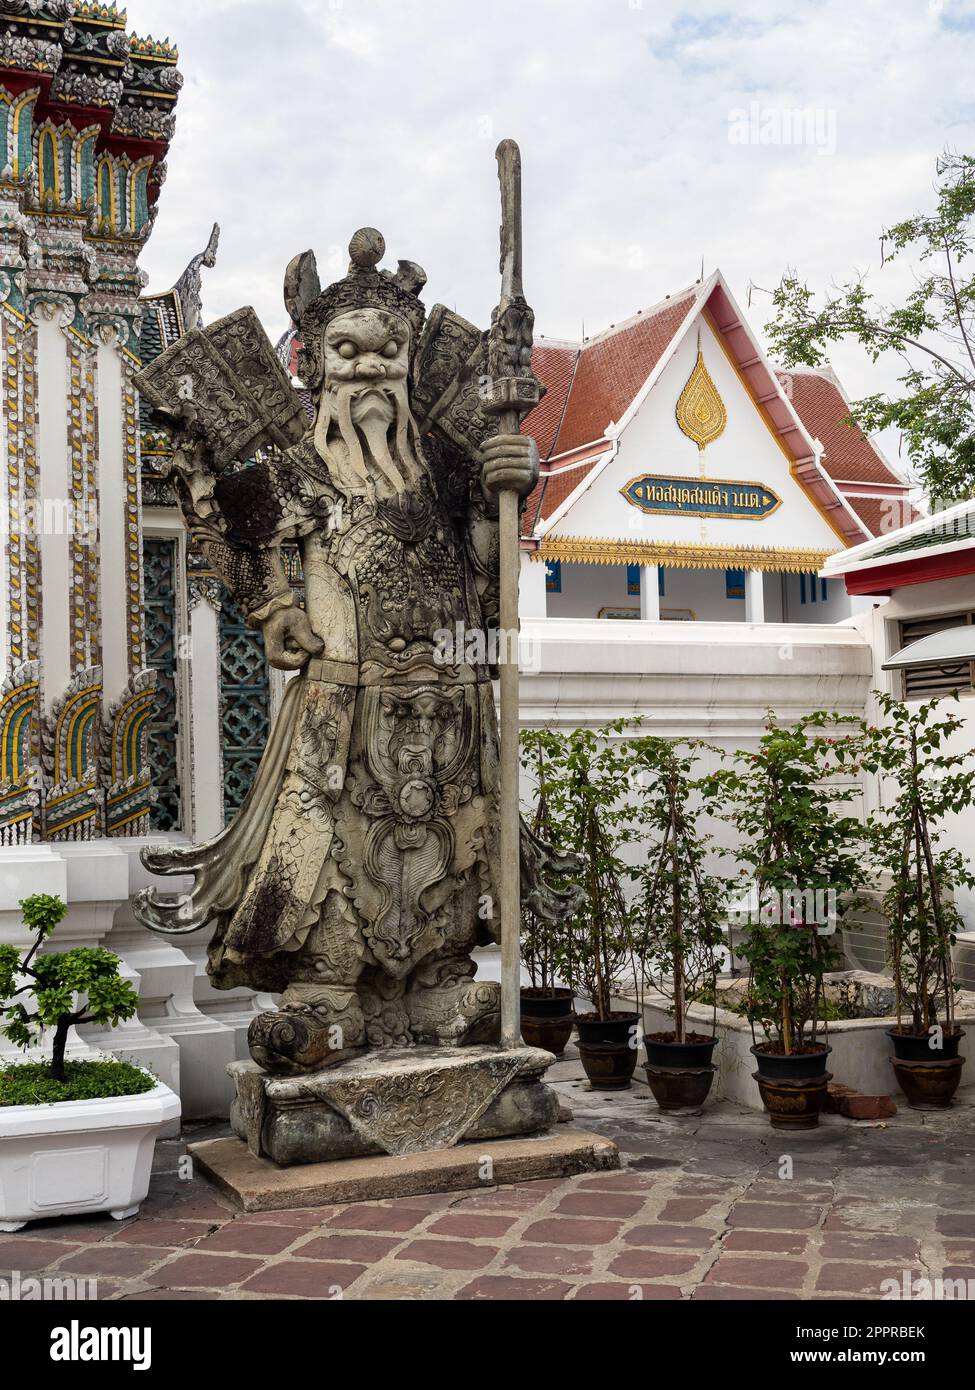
[484,140,542,1048]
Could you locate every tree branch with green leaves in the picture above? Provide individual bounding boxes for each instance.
[763,150,975,504]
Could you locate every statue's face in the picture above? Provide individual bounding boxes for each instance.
[323,308,410,426]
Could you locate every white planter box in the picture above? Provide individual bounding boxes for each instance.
[0,1081,181,1232]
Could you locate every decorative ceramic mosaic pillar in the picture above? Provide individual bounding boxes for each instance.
[0,3,182,842]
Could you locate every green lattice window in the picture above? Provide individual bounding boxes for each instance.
[143,535,183,831]
[220,591,270,820]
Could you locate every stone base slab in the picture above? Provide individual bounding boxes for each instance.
[187,1128,620,1211]
[229,1044,561,1164]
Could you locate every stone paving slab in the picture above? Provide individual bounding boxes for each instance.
[3,1047,974,1301]
[188,1127,619,1210]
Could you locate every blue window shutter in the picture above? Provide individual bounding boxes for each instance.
[626,563,641,596]
[545,560,562,594]
[821,578,828,602]
[726,568,745,600]
[800,573,807,604]
[659,566,666,598]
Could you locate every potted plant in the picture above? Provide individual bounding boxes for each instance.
[533,723,641,1089]
[704,714,865,1129]
[519,731,575,1054]
[0,894,180,1231]
[629,737,726,1110]
[863,694,975,1109]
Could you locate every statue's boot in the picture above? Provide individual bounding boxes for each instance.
[248,983,365,1074]
[405,958,501,1046]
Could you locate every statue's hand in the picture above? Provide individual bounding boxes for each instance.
[262,606,325,671]
[480,433,539,500]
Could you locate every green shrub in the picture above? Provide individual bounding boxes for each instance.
[0,1060,156,1107]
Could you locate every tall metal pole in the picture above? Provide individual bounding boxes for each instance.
[485,141,541,1049]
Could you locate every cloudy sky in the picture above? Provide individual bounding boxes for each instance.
[134,0,975,458]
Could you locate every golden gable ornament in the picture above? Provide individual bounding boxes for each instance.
[676,350,727,451]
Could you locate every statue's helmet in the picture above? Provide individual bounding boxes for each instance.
[284,229,427,388]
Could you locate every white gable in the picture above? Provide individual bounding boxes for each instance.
[545,312,844,556]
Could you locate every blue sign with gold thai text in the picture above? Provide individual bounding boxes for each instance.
[622,474,781,520]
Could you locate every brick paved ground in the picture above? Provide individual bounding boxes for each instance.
[4,1046,974,1301]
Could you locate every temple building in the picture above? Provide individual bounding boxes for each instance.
[519,271,912,625]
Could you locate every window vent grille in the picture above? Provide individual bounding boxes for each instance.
[897,612,974,699]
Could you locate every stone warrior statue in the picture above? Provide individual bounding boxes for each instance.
[134,226,576,1077]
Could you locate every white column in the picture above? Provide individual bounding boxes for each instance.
[95,333,128,705]
[519,553,547,618]
[188,583,224,842]
[35,307,72,710]
[640,564,660,621]
[183,578,277,1065]
[745,568,766,624]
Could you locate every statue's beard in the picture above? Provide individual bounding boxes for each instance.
[314,377,423,499]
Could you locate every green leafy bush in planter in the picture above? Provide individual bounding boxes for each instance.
[0,894,142,1092]
[862,693,975,1039]
[702,714,866,1054]
[526,722,639,1020]
[628,737,727,1043]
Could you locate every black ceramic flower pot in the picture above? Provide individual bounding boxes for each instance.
[751,1044,831,1081]
[644,1032,718,1070]
[576,1012,639,1090]
[520,988,574,1055]
[887,1027,965,1062]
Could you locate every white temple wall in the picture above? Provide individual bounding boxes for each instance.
[852,579,975,932]
[517,615,873,863]
[781,569,852,625]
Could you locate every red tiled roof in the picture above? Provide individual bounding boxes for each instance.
[523,343,578,459]
[781,370,903,489]
[521,444,610,535]
[287,281,904,546]
[845,495,920,539]
[526,295,697,461]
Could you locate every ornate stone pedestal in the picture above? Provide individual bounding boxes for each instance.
[230,1045,562,1166]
